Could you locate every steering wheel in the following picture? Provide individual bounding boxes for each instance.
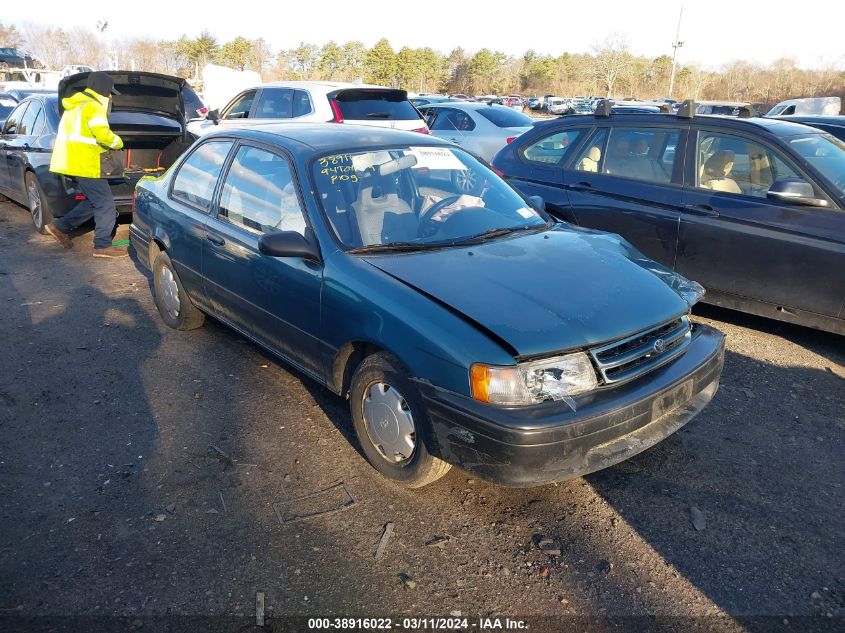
[417,195,463,238]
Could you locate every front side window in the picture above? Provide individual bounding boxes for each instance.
[223,91,256,120]
[572,128,608,173]
[312,146,548,250]
[255,88,293,119]
[522,129,584,165]
[3,101,29,134]
[784,133,845,198]
[218,146,306,235]
[430,109,475,132]
[171,141,233,211]
[696,131,803,198]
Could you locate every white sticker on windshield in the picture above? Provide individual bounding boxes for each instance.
[516,207,536,219]
[408,146,465,171]
[0,98,16,107]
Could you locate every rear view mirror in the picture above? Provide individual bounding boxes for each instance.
[258,230,321,262]
[206,109,220,124]
[767,178,828,207]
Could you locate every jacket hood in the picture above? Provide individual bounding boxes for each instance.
[363,226,692,358]
[61,89,106,112]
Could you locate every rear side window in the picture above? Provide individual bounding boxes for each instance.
[430,108,475,132]
[292,90,312,117]
[218,146,306,235]
[171,140,233,212]
[255,88,293,118]
[522,129,584,165]
[334,89,421,121]
[602,127,681,184]
[476,107,532,128]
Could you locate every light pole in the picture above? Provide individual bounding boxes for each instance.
[668,6,684,98]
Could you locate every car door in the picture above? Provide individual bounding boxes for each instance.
[167,139,236,308]
[202,143,323,378]
[677,127,845,318]
[0,100,30,194]
[4,100,45,200]
[561,123,688,269]
[502,127,589,222]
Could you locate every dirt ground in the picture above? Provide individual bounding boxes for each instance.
[0,199,843,632]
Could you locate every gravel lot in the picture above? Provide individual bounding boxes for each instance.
[0,198,843,632]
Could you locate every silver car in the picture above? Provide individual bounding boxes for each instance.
[419,102,533,163]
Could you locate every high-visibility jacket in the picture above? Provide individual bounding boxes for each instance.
[50,88,123,179]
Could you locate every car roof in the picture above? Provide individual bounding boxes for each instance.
[252,81,390,92]
[536,112,826,138]
[202,123,452,154]
[776,115,845,127]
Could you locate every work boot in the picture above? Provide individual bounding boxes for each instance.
[93,246,128,259]
[44,224,73,249]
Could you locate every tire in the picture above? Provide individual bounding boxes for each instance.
[349,352,451,488]
[152,251,205,331]
[25,172,53,235]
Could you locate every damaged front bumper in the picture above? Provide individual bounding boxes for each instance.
[420,323,725,487]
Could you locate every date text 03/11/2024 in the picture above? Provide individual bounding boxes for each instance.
[306,617,528,630]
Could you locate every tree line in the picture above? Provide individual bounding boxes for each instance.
[2,22,843,106]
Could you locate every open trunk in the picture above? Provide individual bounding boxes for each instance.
[99,117,194,210]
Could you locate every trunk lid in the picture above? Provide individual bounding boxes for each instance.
[58,71,187,129]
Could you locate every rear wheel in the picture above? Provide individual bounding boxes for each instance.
[152,251,205,330]
[349,352,451,488]
[25,173,53,234]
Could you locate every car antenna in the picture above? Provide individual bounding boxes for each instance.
[677,99,695,119]
[595,99,612,117]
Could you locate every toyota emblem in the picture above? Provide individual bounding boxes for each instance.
[653,338,666,354]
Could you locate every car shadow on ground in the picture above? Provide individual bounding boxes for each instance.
[580,344,844,626]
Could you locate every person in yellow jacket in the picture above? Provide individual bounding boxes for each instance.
[45,72,127,258]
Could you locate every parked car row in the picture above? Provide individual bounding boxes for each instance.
[492,101,845,335]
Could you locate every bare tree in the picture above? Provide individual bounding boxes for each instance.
[590,33,634,97]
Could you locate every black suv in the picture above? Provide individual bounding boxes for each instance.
[493,100,845,335]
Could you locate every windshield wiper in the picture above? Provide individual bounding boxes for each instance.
[365,112,391,118]
[348,241,456,254]
[457,224,546,244]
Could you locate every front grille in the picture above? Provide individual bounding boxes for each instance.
[589,316,692,385]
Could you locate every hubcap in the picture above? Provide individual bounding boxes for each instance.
[455,169,477,193]
[27,182,42,228]
[362,382,416,463]
[159,266,181,319]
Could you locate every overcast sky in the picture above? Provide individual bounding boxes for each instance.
[7,0,844,70]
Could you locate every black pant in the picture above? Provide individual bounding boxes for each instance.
[53,177,116,249]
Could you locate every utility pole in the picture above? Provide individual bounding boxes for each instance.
[668,6,684,98]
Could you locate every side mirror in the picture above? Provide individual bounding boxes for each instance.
[528,195,545,211]
[258,230,321,262]
[206,109,220,124]
[767,178,828,207]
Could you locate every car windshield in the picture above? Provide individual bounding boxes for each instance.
[476,106,532,128]
[786,132,845,195]
[313,146,548,251]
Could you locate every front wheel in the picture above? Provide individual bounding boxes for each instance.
[25,173,53,234]
[349,353,451,488]
[152,251,205,330]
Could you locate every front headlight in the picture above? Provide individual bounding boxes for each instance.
[471,352,598,407]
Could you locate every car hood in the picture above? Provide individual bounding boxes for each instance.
[58,71,186,121]
[363,226,692,358]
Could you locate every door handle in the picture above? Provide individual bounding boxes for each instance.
[569,181,594,192]
[681,203,719,217]
[206,234,225,246]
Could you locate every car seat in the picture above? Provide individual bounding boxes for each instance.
[575,146,601,172]
[701,150,742,193]
[351,177,416,246]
